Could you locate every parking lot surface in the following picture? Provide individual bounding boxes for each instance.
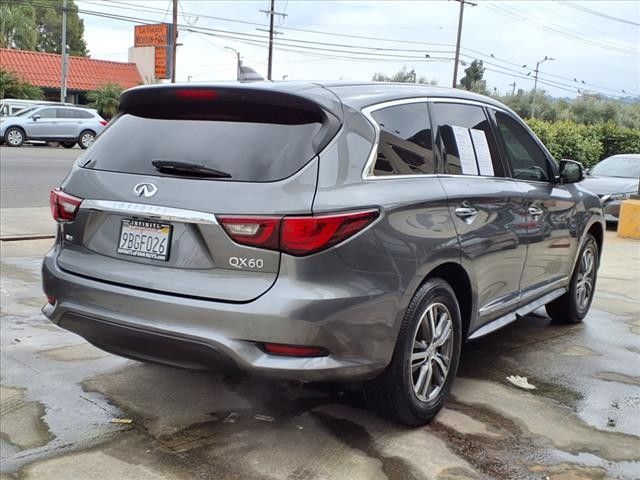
[1,231,639,480]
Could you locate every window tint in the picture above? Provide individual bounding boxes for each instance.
[57,108,75,119]
[431,103,502,176]
[83,113,323,182]
[370,103,434,176]
[494,111,551,182]
[76,109,94,119]
[37,108,57,119]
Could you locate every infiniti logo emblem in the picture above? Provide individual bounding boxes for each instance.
[133,183,158,198]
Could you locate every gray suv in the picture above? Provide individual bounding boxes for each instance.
[1,105,106,148]
[42,83,604,425]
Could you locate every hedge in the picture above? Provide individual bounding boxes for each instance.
[526,119,640,168]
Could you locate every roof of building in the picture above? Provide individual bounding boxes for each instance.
[0,48,142,91]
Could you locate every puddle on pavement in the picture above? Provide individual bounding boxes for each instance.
[0,386,54,451]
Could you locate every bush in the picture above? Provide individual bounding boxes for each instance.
[527,119,639,168]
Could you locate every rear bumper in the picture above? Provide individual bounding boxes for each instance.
[42,247,400,381]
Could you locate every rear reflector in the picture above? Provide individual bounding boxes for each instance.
[50,188,82,222]
[218,209,379,256]
[99,120,108,126]
[263,343,328,357]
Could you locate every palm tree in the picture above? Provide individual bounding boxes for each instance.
[87,83,123,119]
[0,3,37,50]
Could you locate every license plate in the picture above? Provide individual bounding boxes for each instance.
[117,219,172,261]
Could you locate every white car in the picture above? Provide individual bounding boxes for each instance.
[0,105,107,149]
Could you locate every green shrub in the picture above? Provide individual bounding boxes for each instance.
[526,119,639,167]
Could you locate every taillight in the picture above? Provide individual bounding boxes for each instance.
[99,120,108,126]
[218,209,379,256]
[281,210,379,256]
[50,188,82,222]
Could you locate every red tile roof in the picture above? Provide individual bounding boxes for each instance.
[0,48,142,91]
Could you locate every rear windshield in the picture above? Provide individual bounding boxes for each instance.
[82,113,323,182]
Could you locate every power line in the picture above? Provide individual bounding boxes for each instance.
[557,1,640,27]
[16,0,636,98]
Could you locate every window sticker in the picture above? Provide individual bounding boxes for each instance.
[451,125,479,175]
[469,129,495,177]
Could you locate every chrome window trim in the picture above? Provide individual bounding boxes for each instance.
[80,199,219,225]
[360,96,509,181]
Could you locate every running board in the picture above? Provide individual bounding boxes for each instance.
[468,287,567,340]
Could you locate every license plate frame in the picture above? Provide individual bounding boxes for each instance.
[117,219,172,261]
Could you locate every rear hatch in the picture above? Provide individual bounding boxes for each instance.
[56,84,341,302]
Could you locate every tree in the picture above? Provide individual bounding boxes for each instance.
[0,69,44,99]
[0,2,37,50]
[459,60,487,94]
[87,83,123,119]
[372,66,438,85]
[34,0,88,56]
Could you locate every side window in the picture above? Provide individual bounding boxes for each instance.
[78,110,93,119]
[370,103,434,176]
[493,111,551,182]
[37,108,57,119]
[431,103,503,177]
[57,108,73,119]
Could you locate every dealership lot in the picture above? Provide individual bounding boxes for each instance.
[1,227,638,479]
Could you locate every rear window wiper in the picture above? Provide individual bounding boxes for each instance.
[151,160,232,178]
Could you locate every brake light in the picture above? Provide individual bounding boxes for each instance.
[281,210,379,256]
[263,343,328,357]
[99,120,108,126]
[218,209,379,256]
[50,188,82,222]
[175,89,218,100]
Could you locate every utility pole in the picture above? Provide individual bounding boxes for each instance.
[60,0,67,103]
[531,55,554,118]
[509,81,517,95]
[260,0,286,80]
[171,0,178,83]
[452,0,476,88]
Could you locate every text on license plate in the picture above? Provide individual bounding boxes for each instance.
[117,219,172,261]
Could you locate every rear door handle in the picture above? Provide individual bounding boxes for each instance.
[528,206,544,217]
[455,206,478,223]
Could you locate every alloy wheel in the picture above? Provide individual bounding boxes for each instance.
[7,129,23,146]
[576,244,596,310]
[81,133,94,148]
[410,302,454,402]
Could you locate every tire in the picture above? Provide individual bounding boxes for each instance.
[546,234,598,324]
[4,127,25,147]
[61,141,76,149]
[364,278,462,426]
[78,130,95,149]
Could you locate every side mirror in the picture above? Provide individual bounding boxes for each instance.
[559,159,584,184]
[31,114,41,121]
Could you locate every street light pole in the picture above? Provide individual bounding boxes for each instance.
[224,46,241,81]
[531,55,554,118]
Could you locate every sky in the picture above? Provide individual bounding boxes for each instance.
[76,0,640,99]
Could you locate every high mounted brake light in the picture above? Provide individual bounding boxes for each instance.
[50,188,82,222]
[175,89,218,100]
[218,209,379,256]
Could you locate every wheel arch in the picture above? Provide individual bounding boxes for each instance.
[421,262,475,341]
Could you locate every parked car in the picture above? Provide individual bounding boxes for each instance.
[42,83,605,425]
[581,154,640,222]
[0,105,106,149]
[0,98,73,118]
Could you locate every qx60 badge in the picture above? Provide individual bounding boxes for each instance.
[133,182,158,198]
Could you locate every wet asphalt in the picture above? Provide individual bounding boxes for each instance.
[0,231,638,480]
